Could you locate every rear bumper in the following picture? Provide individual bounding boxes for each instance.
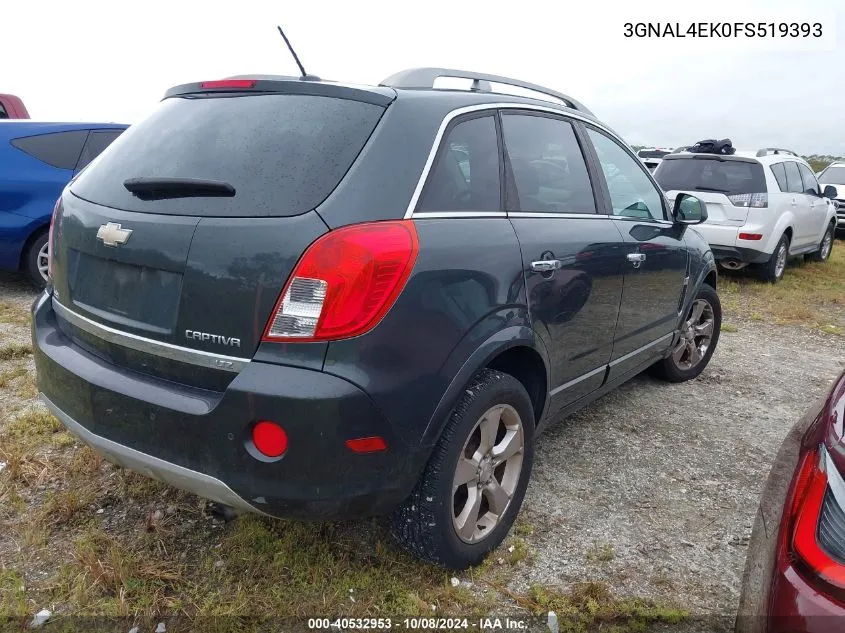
[32,292,426,519]
[40,392,265,515]
[711,246,771,264]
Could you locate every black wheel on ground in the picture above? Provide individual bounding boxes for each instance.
[808,223,835,262]
[650,283,721,383]
[390,369,535,569]
[24,231,49,289]
[758,234,789,283]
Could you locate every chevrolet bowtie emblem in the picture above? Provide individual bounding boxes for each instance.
[96,222,133,247]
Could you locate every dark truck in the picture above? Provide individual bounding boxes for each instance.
[0,94,30,119]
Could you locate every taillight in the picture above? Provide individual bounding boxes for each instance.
[791,447,845,590]
[262,221,419,342]
[738,233,763,241]
[47,198,61,280]
[785,372,845,596]
[728,193,768,208]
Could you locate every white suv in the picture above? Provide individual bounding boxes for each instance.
[654,147,838,282]
[636,147,671,173]
[816,161,845,236]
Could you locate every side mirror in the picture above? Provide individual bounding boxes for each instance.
[823,185,838,199]
[672,193,708,225]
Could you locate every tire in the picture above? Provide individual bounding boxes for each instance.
[24,231,49,289]
[808,223,835,262]
[390,369,535,569]
[650,283,721,383]
[758,234,790,283]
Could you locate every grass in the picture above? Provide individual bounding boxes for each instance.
[505,582,686,633]
[586,544,615,564]
[0,343,32,361]
[0,365,28,388]
[0,301,30,326]
[719,244,845,331]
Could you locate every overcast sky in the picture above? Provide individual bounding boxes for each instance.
[3,0,843,155]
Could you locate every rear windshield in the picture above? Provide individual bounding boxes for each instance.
[637,150,669,159]
[654,157,766,195]
[70,94,384,216]
[819,165,845,185]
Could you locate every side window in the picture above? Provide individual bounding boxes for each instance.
[500,114,596,214]
[417,115,500,213]
[0,103,7,119]
[75,129,124,171]
[10,130,88,170]
[586,128,665,220]
[798,163,820,196]
[783,161,804,194]
[770,162,788,192]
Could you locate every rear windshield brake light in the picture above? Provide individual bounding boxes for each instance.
[200,79,256,90]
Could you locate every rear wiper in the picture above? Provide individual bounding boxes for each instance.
[693,186,730,193]
[123,177,236,200]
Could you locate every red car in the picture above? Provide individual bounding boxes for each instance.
[0,93,30,119]
[736,369,845,632]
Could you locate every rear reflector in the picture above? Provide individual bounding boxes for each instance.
[262,221,419,342]
[200,79,256,89]
[252,421,288,458]
[345,437,388,453]
[738,233,763,241]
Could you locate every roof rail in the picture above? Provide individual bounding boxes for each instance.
[379,67,593,115]
[756,147,799,157]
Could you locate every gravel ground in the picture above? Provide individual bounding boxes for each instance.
[3,270,845,629]
[521,322,845,628]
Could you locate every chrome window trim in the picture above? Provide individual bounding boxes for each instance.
[404,102,622,219]
[509,212,611,220]
[413,211,507,219]
[52,299,250,373]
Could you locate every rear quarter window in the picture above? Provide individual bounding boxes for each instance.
[11,130,88,170]
[655,157,766,195]
[75,129,124,171]
[70,94,384,217]
[770,162,788,192]
[783,161,803,193]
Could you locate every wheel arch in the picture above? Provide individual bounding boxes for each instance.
[420,325,550,449]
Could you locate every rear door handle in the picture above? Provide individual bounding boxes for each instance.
[531,260,562,272]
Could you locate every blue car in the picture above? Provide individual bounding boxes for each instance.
[1,121,128,286]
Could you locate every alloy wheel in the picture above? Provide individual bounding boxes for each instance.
[37,241,49,282]
[774,243,787,278]
[452,404,525,544]
[672,299,715,371]
[821,231,833,260]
